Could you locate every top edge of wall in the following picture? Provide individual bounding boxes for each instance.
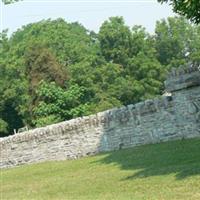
[0,95,173,143]
[165,64,200,92]
[167,63,200,78]
[1,64,199,142]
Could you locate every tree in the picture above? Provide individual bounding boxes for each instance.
[99,17,132,65]
[0,119,8,136]
[0,30,25,137]
[33,81,91,127]
[155,17,200,67]
[2,0,20,4]
[0,19,97,133]
[158,0,200,24]
[99,19,166,104]
[23,43,69,126]
[1,16,200,137]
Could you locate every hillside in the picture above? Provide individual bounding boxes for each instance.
[1,138,200,200]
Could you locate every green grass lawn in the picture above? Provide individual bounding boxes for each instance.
[1,138,200,200]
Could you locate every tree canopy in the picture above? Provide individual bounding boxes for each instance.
[158,0,200,23]
[2,0,20,4]
[0,16,200,137]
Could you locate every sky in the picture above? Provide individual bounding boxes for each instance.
[1,0,175,36]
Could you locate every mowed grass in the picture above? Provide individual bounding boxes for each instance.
[1,138,200,200]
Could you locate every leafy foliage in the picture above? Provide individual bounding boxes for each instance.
[33,81,91,127]
[1,17,200,137]
[0,119,8,134]
[155,17,200,67]
[99,17,132,65]
[2,0,21,4]
[158,0,200,24]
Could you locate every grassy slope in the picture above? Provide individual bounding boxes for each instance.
[1,138,200,200]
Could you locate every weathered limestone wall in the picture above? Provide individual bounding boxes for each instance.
[0,65,200,168]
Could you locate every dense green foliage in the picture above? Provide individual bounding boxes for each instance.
[0,17,200,137]
[158,0,200,24]
[2,0,20,4]
[155,17,200,66]
[1,138,200,199]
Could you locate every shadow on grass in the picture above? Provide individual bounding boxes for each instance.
[95,138,200,180]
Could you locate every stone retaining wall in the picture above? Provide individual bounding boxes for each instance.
[1,65,200,168]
